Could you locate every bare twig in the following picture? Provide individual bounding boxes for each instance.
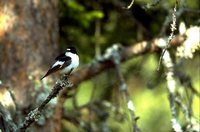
[175,71,199,131]
[123,0,135,9]
[175,98,190,122]
[17,76,73,132]
[159,0,186,36]
[104,44,140,132]
[157,0,178,71]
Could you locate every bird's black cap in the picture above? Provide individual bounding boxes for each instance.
[67,47,77,54]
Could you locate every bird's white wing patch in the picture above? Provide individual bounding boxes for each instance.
[52,61,64,68]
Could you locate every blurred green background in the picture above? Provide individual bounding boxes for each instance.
[58,0,199,131]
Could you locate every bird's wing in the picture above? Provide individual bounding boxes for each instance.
[41,56,72,80]
[59,56,72,70]
[55,53,66,61]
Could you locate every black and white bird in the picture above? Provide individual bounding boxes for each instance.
[41,47,79,80]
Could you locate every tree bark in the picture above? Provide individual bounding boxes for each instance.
[0,0,59,131]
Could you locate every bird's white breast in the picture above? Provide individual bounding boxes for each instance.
[62,52,79,73]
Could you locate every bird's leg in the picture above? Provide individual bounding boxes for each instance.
[68,68,74,75]
[60,75,73,87]
[60,74,69,83]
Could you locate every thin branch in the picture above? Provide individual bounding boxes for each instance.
[175,98,190,122]
[157,0,178,71]
[175,71,199,131]
[106,44,140,132]
[159,0,186,36]
[123,0,135,9]
[17,76,73,132]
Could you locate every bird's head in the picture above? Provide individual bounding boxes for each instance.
[66,47,77,54]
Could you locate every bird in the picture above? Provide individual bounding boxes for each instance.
[41,46,79,80]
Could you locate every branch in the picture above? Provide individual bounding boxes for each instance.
[64,35,185,88]
[107,44,140,131]
[159,0,185,36]
[175,71,199,130]
[157,0,178,70]
[162,50,183,132]
[17,76,73,132]
[123,0,135,9]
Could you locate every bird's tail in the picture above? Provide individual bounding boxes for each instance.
[40,73,48,80]
[41,65,60,80]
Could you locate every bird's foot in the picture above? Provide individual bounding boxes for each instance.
[60,74,73,87]
[61,74,69,80]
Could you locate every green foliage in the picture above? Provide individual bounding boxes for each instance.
[76,81,94,106]
[134,88,171,132]
[61,0,103,28]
